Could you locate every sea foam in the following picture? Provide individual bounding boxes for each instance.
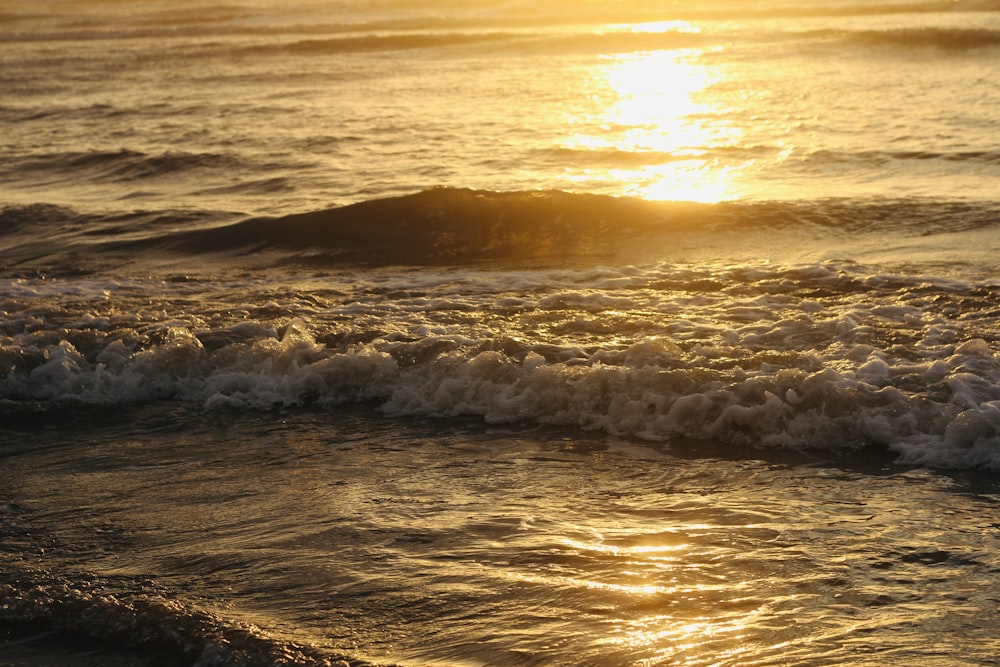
[3,303,999,469]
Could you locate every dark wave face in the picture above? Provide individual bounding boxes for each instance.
[110,192,1000,266]
[3,189,999,271]
[233,29,718,57]
[807,26,1000,50]
[5,149,248,183]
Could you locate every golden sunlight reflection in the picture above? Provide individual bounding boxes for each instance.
[561,537,691,558]
[603,20,704,36]
[568,47,746,202]
[528,530,757,664]
[600,613,754,666]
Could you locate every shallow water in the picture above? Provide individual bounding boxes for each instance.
[4,406,1000,667]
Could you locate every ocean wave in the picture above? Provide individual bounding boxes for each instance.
[648,1,1000,20]
[0,189,996,271]
[99,189,1000,264]
[0,102,126,123]
[109,188,690,264]
[192,176,295,196]
[812,26,1000,51]
[236,28,713,57]
[240,31,521,55]
[0,203,79,233]
[2,189,999,272]
[6,149,248,184]
[740,1,1000,19]
[2,261,999,470]
[4,1,999,56]
[805,148,1000,165]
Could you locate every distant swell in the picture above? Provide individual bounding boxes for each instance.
[807,149,1000,164]
[238,29,713,56]
[9,149,247,183]
[241,31,520,55]
[817,27,1000,50]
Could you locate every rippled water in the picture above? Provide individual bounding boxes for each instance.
[2,1,1000,666]
[3,0,999,211]
[5,407,1000,666]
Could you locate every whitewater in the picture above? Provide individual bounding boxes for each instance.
[2,1,1000,666]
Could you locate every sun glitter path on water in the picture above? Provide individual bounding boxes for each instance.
[566,26,748,203]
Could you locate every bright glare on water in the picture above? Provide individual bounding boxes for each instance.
[566,45,744,202]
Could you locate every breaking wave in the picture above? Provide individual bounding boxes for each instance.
[2,250,999,469]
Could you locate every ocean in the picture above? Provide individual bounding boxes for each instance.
[2,1,1000,665]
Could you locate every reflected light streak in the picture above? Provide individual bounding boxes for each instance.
[508,571,683,596]
[600,612,755,667]
[555,531,756,663]
[501,529,759,664]
[568,49,746,202]
[601,20,703,36]
[562,537,690,557]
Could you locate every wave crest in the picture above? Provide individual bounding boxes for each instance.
[98,188,1000,265]
[3,189,999,274]
[135,188,694,264]
[3,304,1000,469]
